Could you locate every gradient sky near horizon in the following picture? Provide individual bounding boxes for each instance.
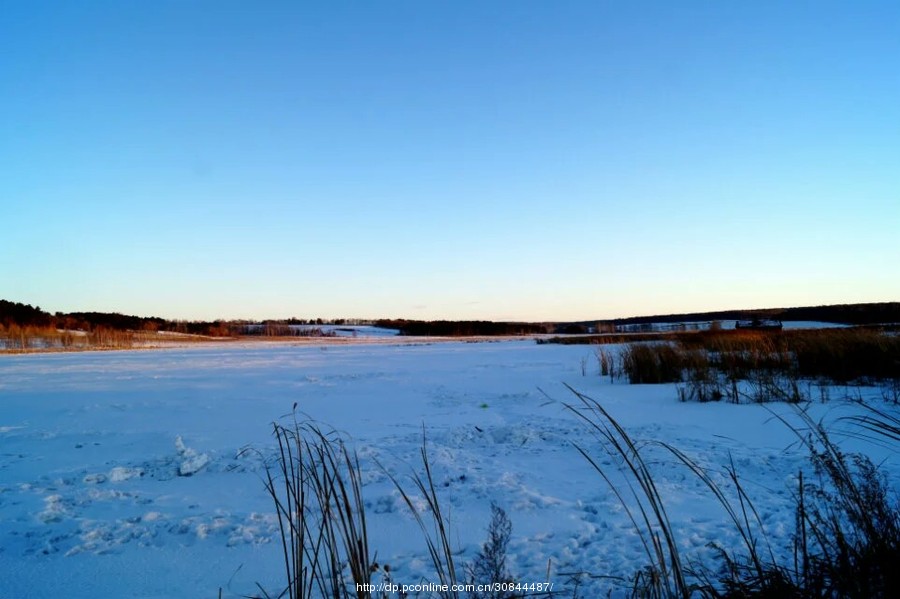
[2,1,898,321]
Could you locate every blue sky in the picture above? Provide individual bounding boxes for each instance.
[2,1,898,321]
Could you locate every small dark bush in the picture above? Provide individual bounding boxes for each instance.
[466,504,518,599]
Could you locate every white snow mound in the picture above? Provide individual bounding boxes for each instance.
[175,435,210,476]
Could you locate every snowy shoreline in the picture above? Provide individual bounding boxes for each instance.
[0,333,557,356]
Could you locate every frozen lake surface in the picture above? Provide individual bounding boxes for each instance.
[1,340,895,597]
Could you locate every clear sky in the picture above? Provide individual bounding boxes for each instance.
[2,1,898,321]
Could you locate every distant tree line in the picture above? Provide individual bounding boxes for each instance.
[0,299,370,339]
[587,302,900,329]
[0,300,226,337]
[239,322,337,337]
[374,319,553,336]
[0,300,54,327]
[283,317,362,326]
[4,299,897,343]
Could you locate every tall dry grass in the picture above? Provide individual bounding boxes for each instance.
[0,324,137,351]
[566,385,900,597]
[613,328,900,404]
[256,419,373,599]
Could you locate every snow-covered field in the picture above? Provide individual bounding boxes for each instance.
[1,340,895,598]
